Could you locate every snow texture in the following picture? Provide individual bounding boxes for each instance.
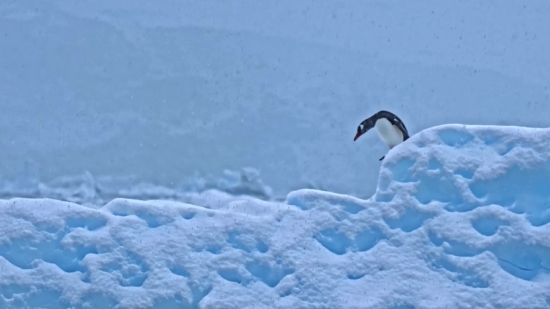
[1,125,550,309]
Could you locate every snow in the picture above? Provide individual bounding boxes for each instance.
[1,124,550,309]
[2,1,550,307]
[2,0,550,199]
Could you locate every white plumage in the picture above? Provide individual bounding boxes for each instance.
[374,118,404,148]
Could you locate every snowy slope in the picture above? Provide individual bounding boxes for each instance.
[1,124,550,309]
[1,0,550,199]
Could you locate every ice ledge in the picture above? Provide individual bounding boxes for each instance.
[1,124,550,308]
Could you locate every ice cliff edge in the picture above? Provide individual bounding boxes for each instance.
[1,124,549,309]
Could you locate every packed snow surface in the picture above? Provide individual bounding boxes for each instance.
[2,0,550,198]
[1,124,550,309]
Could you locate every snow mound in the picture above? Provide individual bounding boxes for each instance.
[0,167,274,208]
[1,124,550,309]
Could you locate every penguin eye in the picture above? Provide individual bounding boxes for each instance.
[359,124,364,131]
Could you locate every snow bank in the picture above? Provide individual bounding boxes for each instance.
[1,124,550,309]
[0,167,274,208]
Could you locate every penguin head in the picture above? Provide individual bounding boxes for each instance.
[354,118,375,141]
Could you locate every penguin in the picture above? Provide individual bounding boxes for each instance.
[353,110,410,161]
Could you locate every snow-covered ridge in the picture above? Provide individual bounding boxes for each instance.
[0,167,275,207]
[1,124,550,309]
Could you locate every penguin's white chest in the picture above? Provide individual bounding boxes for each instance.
[374,118,403,148]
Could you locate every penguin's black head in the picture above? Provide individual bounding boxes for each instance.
[354,118,375,141]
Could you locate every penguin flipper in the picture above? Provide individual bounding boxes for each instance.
[385,114,409,140]
[379,155,385,161]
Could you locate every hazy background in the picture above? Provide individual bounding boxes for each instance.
[1,0,549,200]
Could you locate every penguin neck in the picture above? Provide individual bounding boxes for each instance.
[374,118,403,148]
